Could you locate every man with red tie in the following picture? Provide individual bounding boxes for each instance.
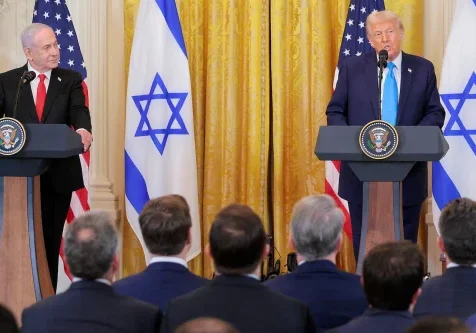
[0,23,92,290]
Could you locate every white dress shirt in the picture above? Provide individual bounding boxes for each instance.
[149,256,188,268]
[446,262,476,269]
[377,51,402,109]
[28,62,52,104]
[72,277,111,286]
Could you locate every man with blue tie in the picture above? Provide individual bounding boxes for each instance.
[326,10,445,259]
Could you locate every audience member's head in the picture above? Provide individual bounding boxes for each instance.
[175,317,239,333]
[139,195,192,258]
[65,211,118,281]
[0,304,18,333]
[290,194,344,262]
[363,241,424,311]
[207,204,268,275]
[438,198,476,266]
[407,316,470,333]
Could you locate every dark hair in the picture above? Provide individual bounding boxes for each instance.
[65,211,117,279]
[139,195,192,256]
[175,317,239,333]
[439,198,476,265]
[0,304,18,333]
[363,241,424,311]
[407,316,470,333]
[209,204,267,274]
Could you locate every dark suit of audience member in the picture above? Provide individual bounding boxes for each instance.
[265,195,367,331]
[160,204,316,333]
[114,195,208,311]
[21,211,161,333]
[414,198,476,320]
[329,241,424,333]
[0,303,18,333]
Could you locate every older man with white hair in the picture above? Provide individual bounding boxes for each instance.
[265,194,368,331]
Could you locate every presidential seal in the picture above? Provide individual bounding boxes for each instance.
[359,120,398,160]
[0,117,26,156]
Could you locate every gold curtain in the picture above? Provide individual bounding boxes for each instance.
[122,0,425,277]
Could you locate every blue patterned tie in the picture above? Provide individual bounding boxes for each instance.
[382,62,398,125]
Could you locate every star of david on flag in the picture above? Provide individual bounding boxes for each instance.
[432,0,476,233]
[32,0,91,293]
[132,73,189,155]
[125,0,201,262]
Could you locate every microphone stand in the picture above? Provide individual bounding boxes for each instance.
[12,71,27,120]
[377,60,386,121]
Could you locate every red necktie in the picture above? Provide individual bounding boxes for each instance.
[36,74,46,121]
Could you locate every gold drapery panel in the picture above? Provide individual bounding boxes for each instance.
[123,0,425,277]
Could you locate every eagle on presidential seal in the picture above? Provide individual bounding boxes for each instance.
[0,126,19,149]
[366,127,392,153]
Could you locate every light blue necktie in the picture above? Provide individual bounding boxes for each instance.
[382,62,398,125]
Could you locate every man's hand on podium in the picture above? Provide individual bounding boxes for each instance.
[76,128,93,152]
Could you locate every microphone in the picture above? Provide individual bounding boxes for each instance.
[13,71,36,119]
[377,50,388,120]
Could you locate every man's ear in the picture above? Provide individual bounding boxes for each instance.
[205,243,212,258]
[262,244,270,260]
[437,236,445,254]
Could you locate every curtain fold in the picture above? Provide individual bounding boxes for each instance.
[122,0,425,277]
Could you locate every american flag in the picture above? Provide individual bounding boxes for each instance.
[32,0,90,289]
[326,0,385,242]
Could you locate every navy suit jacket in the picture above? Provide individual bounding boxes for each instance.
[327,308,414,333]
[113,262,208,312]
[160,275,316,333]
[326,52,445,205]
[413,267,476,320]
[21,281,161,333]
[265,260,368,331]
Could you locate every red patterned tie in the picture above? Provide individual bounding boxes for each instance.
[36,74,46,121]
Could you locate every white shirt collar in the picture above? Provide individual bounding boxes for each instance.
[446,262,476,269]
[376,50,402,70]
[149,256,188,268]
[27,62,52,81]
[244,274,261,281]
[72,277,111,286]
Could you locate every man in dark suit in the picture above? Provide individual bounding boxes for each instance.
[329,241,424,333]
[114,195,208,311]
[414,198,476,320]
[325,10,445,259]
[21,211,161,333]
[0,23,92,290]
[265,194,368,331]
[160,204,316,333]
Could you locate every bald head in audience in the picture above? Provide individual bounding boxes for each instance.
[175,317,239,333]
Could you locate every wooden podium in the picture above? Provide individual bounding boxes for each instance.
[0,124,83,322]
[315,126,448,274]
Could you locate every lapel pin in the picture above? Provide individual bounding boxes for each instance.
[58,77,62,82]
[408,68,412,73]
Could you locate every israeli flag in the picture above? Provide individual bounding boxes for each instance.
[432,0,476,233]
[125,0,201,261]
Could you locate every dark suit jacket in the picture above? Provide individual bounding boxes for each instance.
[21,280,161,333]
[413,267,476,320]
[326,52,445,205]
[160,274,316,333]
[327,308,414,333]
[265,260,368,331]
[0,65,91,193]
[113,262,209,312]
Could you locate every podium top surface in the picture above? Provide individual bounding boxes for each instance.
[1,124,83,159]
[315,126,449,162]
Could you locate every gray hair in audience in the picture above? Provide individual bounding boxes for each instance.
[175,317,240,333]
[290,194,344,260]
[64,211,118,279]
[20,23,52,48]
